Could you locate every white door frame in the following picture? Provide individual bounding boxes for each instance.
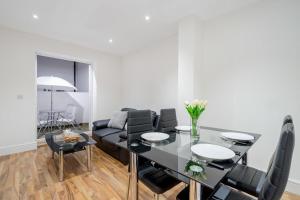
[34,50,95,141]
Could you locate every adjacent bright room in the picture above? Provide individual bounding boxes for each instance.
[36,55,91,139]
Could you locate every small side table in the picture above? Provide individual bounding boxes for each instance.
[45,132,96,181]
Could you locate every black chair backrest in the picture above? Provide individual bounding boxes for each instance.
[121,108,136,112]
[259,122,295,200]
[127,110,153,134]
[266,115,294,175]
[127,110,153,171]
[158,108,178,133]
[283,115,293,125]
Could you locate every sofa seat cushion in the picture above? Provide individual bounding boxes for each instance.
[92,128,122,140]
[102,132,126,143]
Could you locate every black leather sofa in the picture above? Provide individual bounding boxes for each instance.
[92,108,159,165]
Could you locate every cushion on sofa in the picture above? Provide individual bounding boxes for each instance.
[108,111,128,129]
[93,128,122,140]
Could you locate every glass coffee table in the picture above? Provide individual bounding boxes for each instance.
[45,130,96,181]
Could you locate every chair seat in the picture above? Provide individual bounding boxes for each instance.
[139,166,181,194]
[176,185,255,200]
[39,120,48,124]
[211,185,255,200]
[58,118,73,122]
[223,164,266,196]
[38,120,49,127]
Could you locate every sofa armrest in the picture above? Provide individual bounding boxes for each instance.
[119,131,127,140]
[92,119,110,130]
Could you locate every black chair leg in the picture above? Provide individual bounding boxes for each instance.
[242,153,248,165]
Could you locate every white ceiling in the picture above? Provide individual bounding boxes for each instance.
[0,0,260,55]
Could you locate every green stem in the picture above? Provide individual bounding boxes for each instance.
[191,118,198,137]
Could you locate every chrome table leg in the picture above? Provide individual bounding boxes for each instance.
[87,145,92,171]
[130,152,138,200]
[59,150,64,181]
[126,172,131,200]
[189,179,201,200]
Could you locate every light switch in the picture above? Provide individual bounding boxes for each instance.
[17,94,23,100]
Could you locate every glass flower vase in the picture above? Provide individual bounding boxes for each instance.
[191,118,199,137]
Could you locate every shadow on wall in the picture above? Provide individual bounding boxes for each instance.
[37,91,90,123]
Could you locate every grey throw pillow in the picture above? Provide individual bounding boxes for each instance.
[108,111,128,129]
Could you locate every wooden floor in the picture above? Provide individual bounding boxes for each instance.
[0,145,299,200]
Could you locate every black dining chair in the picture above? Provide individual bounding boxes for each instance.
[126,110,181,200]
[157,108,178,133]
[222,115,293,197]
[176,120,295,200]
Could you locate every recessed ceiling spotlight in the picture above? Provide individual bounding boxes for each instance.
[145,15,151,21]
[33,14,39,19]
[109,39,113,43]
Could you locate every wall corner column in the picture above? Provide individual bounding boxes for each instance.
[177,16,203,124]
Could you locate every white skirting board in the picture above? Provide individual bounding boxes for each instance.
[0,142,37,156]
[287,179,300,195]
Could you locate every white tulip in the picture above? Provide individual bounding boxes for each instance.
[198,100,203,106]
[192,99,198,104]
[184,100,190,106]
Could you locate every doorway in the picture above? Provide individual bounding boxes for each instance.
[35,53,93,139]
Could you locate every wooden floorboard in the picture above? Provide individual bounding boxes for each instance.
[0,145,299,200]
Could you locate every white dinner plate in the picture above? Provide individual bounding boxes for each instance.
[191,144,235,161]
[175,126,191,132]
[141,132,170,142]
[221,132,254,141]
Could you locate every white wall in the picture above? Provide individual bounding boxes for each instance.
[195,0,300,193]
[177,17,202,124]
[0,26,122,155]
[121,37,178,113]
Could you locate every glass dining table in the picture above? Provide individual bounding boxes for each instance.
[117,126,260,200]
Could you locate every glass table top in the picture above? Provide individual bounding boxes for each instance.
[117,126,260,189]
[52,130,96,146]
